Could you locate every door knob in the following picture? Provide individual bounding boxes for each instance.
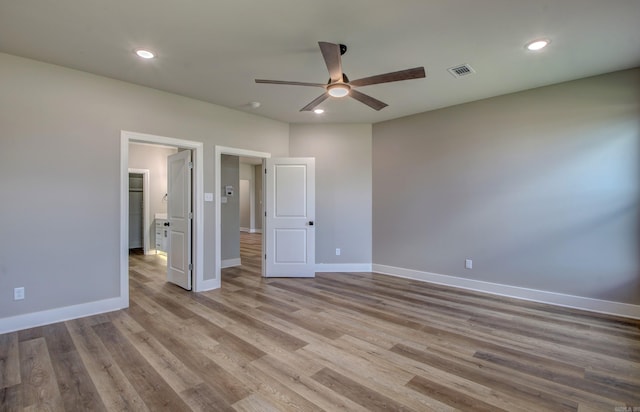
[164,222,170,227]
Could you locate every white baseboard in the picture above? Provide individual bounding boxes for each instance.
[372,264,640,320]
[240,228,262,234]
[0,296,127,334]
[196,277,219,292]
[221,258,242,269]
[316,263,373,273]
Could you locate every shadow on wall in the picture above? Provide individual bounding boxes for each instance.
[484,200,640,300]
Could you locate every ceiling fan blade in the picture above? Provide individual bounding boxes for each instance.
[350,67,426,87]
[255,79,325,87]
[318,42,343,83]
[349,89,388,111]
[300,93,330,112]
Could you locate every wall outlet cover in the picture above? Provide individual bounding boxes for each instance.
[14,287,25,300]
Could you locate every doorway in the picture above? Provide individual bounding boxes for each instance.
[219,156,265,272]
[214,146,270,289]
[120,131,205,308]
[127,169,150,254]
[128,173,144,250]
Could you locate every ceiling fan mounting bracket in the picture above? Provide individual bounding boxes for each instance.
[339,44,347,55]
[327,73,349,85]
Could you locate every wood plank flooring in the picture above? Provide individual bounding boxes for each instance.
[2,232,640,411]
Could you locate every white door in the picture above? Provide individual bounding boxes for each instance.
[264,157,315,277]
[167,150,192,290]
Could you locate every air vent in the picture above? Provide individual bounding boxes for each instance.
[447,64,475,78]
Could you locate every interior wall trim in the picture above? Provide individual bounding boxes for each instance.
[316,263,373,273]
[239,228,262,234]
[0,297,126,334]
[372,264,640,320]
[221,258,242,269]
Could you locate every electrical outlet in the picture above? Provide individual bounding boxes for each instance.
[14,287,25,301]
[335,248,341,256]
[465,259,473,269]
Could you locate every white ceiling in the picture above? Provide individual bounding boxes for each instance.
[1,1,639,124]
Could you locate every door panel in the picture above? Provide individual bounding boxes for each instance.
[264,158,315,277]
[274,229,307,263]
[167,150,192,290]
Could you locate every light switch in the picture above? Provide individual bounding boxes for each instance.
[221,197,228,204]
[204,192,214,202]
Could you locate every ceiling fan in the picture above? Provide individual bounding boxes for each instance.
[255,42,426,112]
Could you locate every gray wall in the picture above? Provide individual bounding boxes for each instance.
[373,68,640,304]
[254,165,263,231]
[239,163,253,230]
[128,143,178,249]
[221,155,240,261]
[290,124,372,265]
[0,52,289,319]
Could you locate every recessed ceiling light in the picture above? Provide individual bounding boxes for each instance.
[135,49,155,59]
[249,101,261,109]
[313,109,324,114]
[526,39,550,51]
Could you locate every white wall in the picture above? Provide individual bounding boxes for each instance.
[0,52,289,325]
[289,124,372,269]
[239,180,251,230]
[239,163,253,231]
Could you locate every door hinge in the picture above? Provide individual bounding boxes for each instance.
[188,263,193,271]
[188,212,193,219]
[265,168,267,174]
[265,211,267,217]
[264,254,267,260]
[188,161,193,169]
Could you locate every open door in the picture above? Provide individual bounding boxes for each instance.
[167,150,192,290]
[264,157,315,277]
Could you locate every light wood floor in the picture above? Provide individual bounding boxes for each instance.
[2,233,640,411]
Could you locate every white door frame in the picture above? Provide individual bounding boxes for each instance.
[128,169,150,255]
[214,146,270,289]
[121,131,205,307]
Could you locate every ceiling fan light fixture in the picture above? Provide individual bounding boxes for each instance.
[327,83,350,98]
